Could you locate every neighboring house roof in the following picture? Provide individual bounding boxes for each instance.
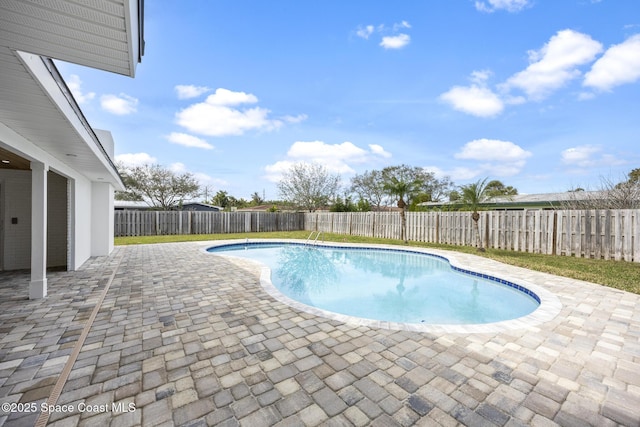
[421,190,611,210]
[181,203,221,211]
[114,200,152,210]
[114,201,222,211]
[237,205,275,212]
[0,1,144,188]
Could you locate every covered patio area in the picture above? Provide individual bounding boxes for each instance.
[0,241,638,426]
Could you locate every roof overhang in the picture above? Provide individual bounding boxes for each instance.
[0,0,144,77]
[0,0,145,189]
[0,49,125,189]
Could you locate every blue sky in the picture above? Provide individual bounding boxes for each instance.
[58,0,640,201]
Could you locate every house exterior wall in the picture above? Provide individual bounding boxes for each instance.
[70,174,93,270]
[0,170,31,270]
[1,124,118,273]
[91,182,114,256]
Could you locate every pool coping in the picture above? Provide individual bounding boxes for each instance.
[203,239,562,334]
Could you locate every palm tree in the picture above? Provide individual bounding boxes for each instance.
[458,178,491,251]
[382,166,424,243]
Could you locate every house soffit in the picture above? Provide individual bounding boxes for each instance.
[0,46,123,187]
[0,0,142,77]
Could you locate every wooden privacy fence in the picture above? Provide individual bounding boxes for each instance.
[304,210,640,262]
[114,211,305,237]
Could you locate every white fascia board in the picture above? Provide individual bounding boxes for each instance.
[124,0,141,77]
[15,50,124,190]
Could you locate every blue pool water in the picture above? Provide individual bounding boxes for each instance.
[208,243,539,325]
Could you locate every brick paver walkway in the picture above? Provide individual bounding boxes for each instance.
[0,241,638,426]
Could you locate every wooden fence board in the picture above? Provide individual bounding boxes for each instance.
[114,211,305,237]
[299,209,639,262]
[114,209,640,262]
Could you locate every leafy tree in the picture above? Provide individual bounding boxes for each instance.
[330,194,370,212]
[408,192,433,211]
[251,191,264,206]
[211,190,230,208]
[381,165,426,243]
[485,180,518,197]
[421,173,455,203]
[117,163,200,210]
[278,162,341,212]
[330,196,356,212]
[350,167,453,212]
[350,170,390,210]
[458,178,491,251]
[356,199,371,212]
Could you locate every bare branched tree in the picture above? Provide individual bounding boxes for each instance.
[561,173,640,209]
[278,163,341,212]
[117,163,201,210]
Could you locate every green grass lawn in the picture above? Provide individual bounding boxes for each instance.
[115,231,640,295]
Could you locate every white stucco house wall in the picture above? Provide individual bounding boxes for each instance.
[0,1,144,298]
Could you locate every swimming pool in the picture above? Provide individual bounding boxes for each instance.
[206,241,554,331]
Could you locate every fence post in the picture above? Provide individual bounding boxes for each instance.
[484,212,489,249]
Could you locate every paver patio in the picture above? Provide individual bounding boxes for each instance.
[0,241,638,426]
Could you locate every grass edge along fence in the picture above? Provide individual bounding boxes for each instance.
[304,210,640,263]
[114,211,305,237]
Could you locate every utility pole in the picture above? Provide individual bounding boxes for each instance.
[202,185,213,202]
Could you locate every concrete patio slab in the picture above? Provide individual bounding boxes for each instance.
[0,241,638,426]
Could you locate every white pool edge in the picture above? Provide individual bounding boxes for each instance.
[203,239,563,334]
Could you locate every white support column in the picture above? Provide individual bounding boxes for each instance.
[30,161,48,299]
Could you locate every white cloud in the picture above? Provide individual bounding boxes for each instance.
[281,114,308,124]
[170,162,227,189]
[440,71,504,117]
[194,172,227,188]
[369,144,392,158]
[427,165,481,181]
[67,74,95,104]
[166,132,214,150]
[440,85,504,117]
[287,141,369,172]
[502,30,603,100]
[560,145,624,168]
[264,140,393,182]
[561,145,598,166]
[101,93,138,115]
[356,22,411,49]
[115,152,157,167]
[393,21,411,31]
[169,162,187,173]
[175,88,283,136]
[454,138,532,177]
[475,0,530,13]
[583,34,640,91]
[456,138,532,162]
[206,88,259,106]
[356,25,375,39]
[380,34,411,49]
[175,85,210,99]
[264,160,295,183]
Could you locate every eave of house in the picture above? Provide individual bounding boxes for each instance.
[0,0,144,77]
[0,0,145,189]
